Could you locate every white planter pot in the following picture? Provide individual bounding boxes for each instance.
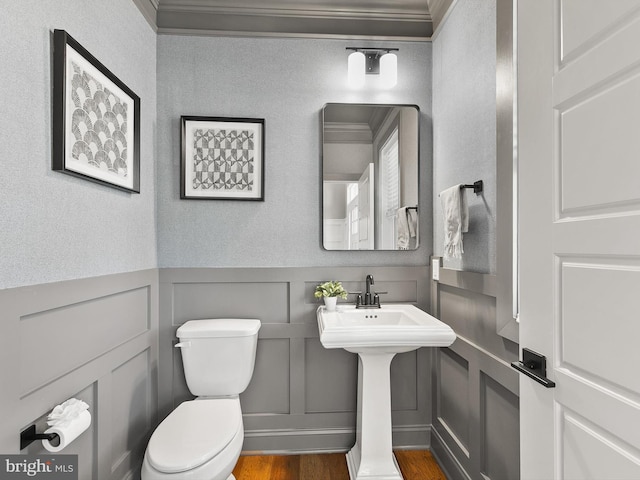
[324,296,338,311]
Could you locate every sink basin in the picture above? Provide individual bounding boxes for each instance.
[317,303,455,480]
[317,304,456,354]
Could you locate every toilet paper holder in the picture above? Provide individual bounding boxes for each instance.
[20,425,59,450]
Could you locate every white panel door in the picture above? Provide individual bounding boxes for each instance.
[518,1,640,479]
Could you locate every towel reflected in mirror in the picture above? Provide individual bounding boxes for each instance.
[397,206,418,250]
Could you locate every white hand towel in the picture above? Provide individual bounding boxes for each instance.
[407,208,418,239]
[440,185,468,259]
[396,207,410,250]
[396,207,419,250]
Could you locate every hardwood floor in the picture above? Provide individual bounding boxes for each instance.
[232,450,447,480]
[394,450,448,480]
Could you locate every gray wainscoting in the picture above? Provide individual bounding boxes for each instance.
[0,270,159,480]
[158,266,431,453]
[429,259,520,480]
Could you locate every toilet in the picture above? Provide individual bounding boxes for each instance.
[141,318,261,480]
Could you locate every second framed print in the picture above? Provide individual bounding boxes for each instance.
[181,116,265,200]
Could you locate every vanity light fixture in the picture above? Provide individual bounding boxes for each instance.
[347,47,399,89]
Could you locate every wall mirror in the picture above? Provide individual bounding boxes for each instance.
[322,103,419,250]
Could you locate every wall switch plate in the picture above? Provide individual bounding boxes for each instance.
[432,258,440,281]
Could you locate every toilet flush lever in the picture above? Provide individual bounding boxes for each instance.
[174,341,191,348]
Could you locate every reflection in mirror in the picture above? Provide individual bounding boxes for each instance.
[322,104,419,250]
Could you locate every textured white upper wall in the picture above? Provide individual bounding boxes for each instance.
[432,0,497,273]
[157,36,432,267]
[0,0,157,289]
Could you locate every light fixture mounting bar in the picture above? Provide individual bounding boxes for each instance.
[345,47,400,54]
[346,48,399,75]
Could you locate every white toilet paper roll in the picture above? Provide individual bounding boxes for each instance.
[42,410,91,452]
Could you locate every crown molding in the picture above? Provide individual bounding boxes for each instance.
[427,0,457,37]
[323,123,373,144]
[133,0,433,39]
[157,0,430,20]
[132,0,159,32]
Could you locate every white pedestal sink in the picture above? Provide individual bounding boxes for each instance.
[317,304,456,480]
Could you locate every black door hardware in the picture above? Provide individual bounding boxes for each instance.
[511,348,556,388]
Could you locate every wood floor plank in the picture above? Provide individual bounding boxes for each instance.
[232,455,275,479]
[395,450,448,480]
[232,450,445,480]
[300,453,350,480]
[271,454,301,480]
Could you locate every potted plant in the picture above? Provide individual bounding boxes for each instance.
[314,280,348,311]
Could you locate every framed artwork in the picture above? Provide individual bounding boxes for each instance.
[181,116,265,200]
[52,29,140,193]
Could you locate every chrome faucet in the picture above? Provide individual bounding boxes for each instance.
[355,274,384,308]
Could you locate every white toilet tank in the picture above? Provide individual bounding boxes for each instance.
[176,318,261,397]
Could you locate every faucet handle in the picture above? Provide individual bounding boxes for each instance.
[374,291,388,295]
[348,292,363,305]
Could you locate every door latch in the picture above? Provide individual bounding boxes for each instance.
[511,348,556,388]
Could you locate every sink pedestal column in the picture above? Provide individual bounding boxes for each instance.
[346,352,403,480]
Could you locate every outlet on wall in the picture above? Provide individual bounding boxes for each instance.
[432,258,440,281]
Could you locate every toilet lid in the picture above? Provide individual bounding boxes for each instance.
[147,398,241,473]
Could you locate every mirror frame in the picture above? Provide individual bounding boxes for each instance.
[321,103,420,251]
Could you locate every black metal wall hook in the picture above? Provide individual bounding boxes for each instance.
[20,425,59,450]
[460,180,483,194]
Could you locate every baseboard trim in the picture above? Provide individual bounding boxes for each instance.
[242,424,431,454]
[392,424,431,450]
[243,426,354,453]
[430,427,472,480]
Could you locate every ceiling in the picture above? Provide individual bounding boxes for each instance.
[323,104,392,125]
[323,104,393,144]
[133,0,454,40]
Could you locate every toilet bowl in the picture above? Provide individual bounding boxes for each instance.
[141,398,243,479]
[142,319,261,480]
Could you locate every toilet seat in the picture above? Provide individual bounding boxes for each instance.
[146,398,241,474]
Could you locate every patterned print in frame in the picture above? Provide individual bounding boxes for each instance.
[52,30,140,193]
[181,116,265,200]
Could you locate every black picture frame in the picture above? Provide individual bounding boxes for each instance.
[52,29,140,193]
[180,116,265,201]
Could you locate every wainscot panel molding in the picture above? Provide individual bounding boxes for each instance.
[159,266,431,453]
[0,269,159,480]
[429,258,519,480]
